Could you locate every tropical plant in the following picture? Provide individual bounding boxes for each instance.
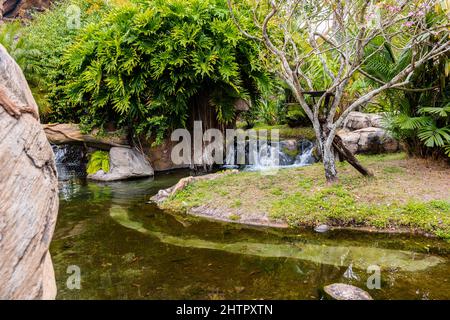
[51,0,271,144]
[0,0,113,119]
[361,26,450,158]
[230,0,449,182]
[86,151,110,174]
[0,22,48,112]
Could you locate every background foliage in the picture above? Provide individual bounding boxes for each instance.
[46,0,272,143]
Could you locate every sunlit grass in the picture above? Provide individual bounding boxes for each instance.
[163,153,450,239]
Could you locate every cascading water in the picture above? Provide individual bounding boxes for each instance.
[293,140,316,166]
[223,139,318,171]
[52,144,88,200]
[52,144,87,181]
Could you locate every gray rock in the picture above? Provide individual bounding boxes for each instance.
[339,127,400,155]
[0,44,58,299]
[324,283,373,300]
[88,147,154,181]
[314,224,331,233]
[343,112,383,130]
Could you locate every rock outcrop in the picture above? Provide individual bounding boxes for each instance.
[339,112,400,154]
[0,44,58,299]
[88,147,154,181]
[43,123,129,150]
[343,111,383,130]
[339,127,400,154]
[1,0,50,20]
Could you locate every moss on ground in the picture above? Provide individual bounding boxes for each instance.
[162,153,450,239]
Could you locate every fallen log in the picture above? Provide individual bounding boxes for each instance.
[43,123,130,150]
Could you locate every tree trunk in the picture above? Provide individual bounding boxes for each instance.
[315,118,372,183]
[322,144,339,183]
[314,121,339,183]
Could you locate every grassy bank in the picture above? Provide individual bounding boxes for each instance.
[236,122,317,141]
[162,153,450,239]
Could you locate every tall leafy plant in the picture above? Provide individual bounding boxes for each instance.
[56,0,271,143]
[362,35,450,158]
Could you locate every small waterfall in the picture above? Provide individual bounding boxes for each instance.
[293,140,316,166]
[52,144,87,181]
[223,139,317,171]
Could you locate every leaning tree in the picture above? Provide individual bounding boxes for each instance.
[229,0,450,182]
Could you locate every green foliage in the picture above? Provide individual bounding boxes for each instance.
[0,22,40,76]
[87,151,110,174]
[0,22,48,113]
[0,0,112,120]
[362,32,450,158]
[285,109,308,128]
[53,0,270,143]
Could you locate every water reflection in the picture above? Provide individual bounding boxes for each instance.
[51,171,450,300]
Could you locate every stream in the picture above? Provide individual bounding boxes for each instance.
[50,146,450,300]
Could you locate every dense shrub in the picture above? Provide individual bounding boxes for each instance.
[48,0,271,143]
[362,29,450,159]
[0,0,113,119]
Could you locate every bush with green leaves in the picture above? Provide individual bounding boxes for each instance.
[53,0,271,143]
[285,108,309,128]
[86,151,110,174]
[0,0,112,119]
[362,30,450,159]
[0,21,47,112]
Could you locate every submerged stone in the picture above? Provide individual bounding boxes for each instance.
[324,283,373,300]
[314,224,331,233]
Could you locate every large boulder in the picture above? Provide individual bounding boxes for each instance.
[343,111,383,130]
[339,127,400,154]
[88,147,154,181]
[0,44,58,299]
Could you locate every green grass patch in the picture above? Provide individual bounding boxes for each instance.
[162,153,450,239]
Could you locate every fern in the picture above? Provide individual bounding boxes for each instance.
[87,151,110,174]
[53,0,270,142]
[364,31,449,158]
[419,104,450,117]
[417,126,450,148]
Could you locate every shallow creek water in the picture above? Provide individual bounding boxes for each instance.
[51,170,450,300]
